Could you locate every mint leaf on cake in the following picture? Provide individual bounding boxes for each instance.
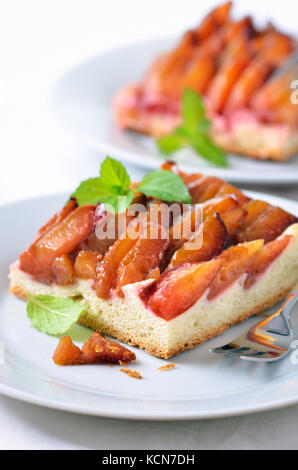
[136,170,192,203]
[72,156,191,211]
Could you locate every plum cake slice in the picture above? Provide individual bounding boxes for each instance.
[113,2,298,161]
[9,160,298,358]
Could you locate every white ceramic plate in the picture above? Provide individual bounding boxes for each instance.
[52,37,298,184]
[0,191,298,420]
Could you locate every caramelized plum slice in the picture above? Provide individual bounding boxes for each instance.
[224,57,272,111]
[188,176,223,203]
[251,66,295,114]
[19,199,77,277]
[166,197,234,261]
[77,230,115,255]
[237,206,297,243]
[207,43,251,112]
[81,331,136,364]
[95,231,137,299]
[244,235,293,289]
[116,229,169,295]
[197,2,232,41]
[203,195,239,218]
[160,161,180,174]
[30,199,77,246]
[53,331,136,366]
[145,258,222,320]
[52,254,74,285]
[146,266,160,280]
[215,183,250,206]
[78,210,136,255]
[182,55,216,95]
[168,213,227,268]
[207,240,264,300]
[19,205,96,278]
[74,251,102,280]
[242,200,270,228]
[220,207,247,239]
[53,336,83,365]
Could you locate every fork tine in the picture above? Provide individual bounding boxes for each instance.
[222,347,254,357]
[240,351,267,357]
[210,346,250,355]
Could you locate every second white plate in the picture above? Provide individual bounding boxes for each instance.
[52,37,298,184]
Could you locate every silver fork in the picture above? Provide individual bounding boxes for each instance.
[210,291,298,362]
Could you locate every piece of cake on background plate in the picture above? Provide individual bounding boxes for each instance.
[114,2,298,161]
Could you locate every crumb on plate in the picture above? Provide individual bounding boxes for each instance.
[158,362,176,371]
[120,368,142,379]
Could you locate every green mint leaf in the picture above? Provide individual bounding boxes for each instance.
[157,133,186,154]
[190,134,228,167]
[136,170,192,203]
[71,157,133,211]
[155,89,228,167]
[100,156,131,191]
[27,294,86,335]
[71,178,112,206]
[182,88,206,131]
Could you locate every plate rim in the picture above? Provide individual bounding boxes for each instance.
[0,379,298,421]
[1,190,298,420]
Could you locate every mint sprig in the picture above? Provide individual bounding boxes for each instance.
[71,157,134,212]
[157,88,228,167]
[136,170,191,203]
[27,294,86,335]
[72,156,192,212]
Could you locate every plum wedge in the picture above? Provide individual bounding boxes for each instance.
[207,239,264,300]
[116,233,169,295]
[237,206,297,243]
[74,251,102,280]
[144,258,222,320]
[19,204,96,279]
[244,235,293,289]
[95,231,137,299]
[168,213,227,268]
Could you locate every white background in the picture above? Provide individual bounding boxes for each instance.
[0,0,298,449]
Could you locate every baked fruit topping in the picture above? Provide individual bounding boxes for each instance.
[10,158,298,359]
[16,161,297,314]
